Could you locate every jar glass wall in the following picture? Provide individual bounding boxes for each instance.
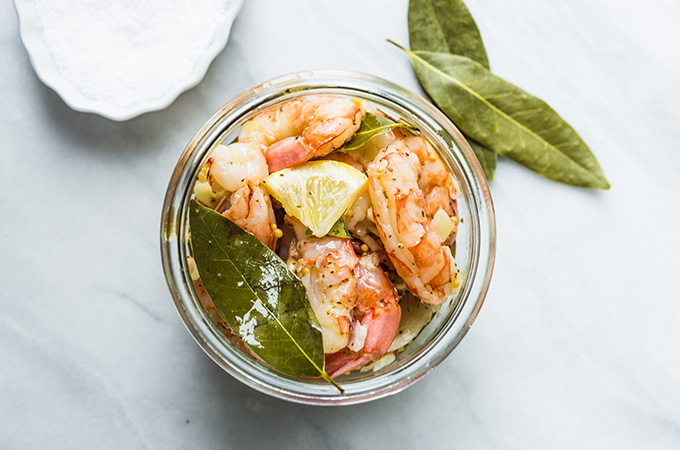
[161,71,496,405]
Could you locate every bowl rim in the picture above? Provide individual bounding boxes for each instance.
[161,70,496,405]
[13,0,243,121]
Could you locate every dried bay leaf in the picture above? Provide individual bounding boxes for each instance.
[189,200,341,390]
[467,136,497,181]
[408,0,489,69]
[409,0,497,180]
[400,48,610,189]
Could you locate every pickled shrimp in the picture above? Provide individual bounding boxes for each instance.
[290,222,401,376]
[399,131,459,221]
[204,143,278,249]
[239,96,366,172]
[367,140,458,305]
[291,225,359,354]
[325,254,401,378]
[191,93,466,379]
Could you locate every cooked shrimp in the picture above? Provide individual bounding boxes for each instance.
[367,141,458,305]
[404,132,458,214]
[224,183,277,249]
[291,225,359,354]
[345,125,458,219]
[238,96,366,172]
[325,253,401,378]
[342,192,383,252]
[205,142,278,249]
[289,221,401,374]
[208,142,268,191]
[398,131,460,244]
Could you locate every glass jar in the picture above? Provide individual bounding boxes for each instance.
[160,71,496,405]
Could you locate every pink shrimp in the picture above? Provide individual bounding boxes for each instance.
[325,255,401,378]
[238,96,366,172]
[292,230,360,354]
[397,131,460,244]
[367,140,458,305]
[223,183,277,249]
[204,142,278,249]
[399,131,459,220]
[289,223,401,376]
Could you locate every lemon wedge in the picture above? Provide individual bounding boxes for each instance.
[264,161,368,237]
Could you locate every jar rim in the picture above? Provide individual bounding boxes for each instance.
[160,70,496,405]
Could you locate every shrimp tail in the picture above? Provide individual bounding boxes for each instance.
[325,349,375,379]
[361,304,401,355]
[264,137,315,173]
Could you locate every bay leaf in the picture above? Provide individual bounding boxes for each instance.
[408,0,489,69]
[418,83,498,181]
[400,47,610,189]
[189,200,341,390]
[466,136,497,181]
[407,0,498,181]
[343,113,419,151]
[306,217,351,238]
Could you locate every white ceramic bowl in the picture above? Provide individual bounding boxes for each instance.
[14,0,243,121]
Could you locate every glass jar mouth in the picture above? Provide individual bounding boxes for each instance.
[161,70,496,405]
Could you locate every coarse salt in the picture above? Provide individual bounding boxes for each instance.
[33,0,235,109]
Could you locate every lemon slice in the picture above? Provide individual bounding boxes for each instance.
[264,161,368,237]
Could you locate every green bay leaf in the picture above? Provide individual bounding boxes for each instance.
[188,200,341,390]
[408,0,489,69]
[466,136,497,181]
[305,217,351,238]
[403,49,610,189]
[343,113,419,151]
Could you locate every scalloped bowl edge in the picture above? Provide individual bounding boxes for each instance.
[13,0,244,121]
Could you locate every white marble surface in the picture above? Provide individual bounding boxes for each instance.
[2,0,679,448]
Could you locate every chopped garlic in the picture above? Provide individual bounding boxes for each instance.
[359,353,396,372]
[359,252,380,270]
[193,180,215,206]
[431,209,456,242]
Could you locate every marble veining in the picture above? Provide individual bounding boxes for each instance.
[1,0,679,448]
